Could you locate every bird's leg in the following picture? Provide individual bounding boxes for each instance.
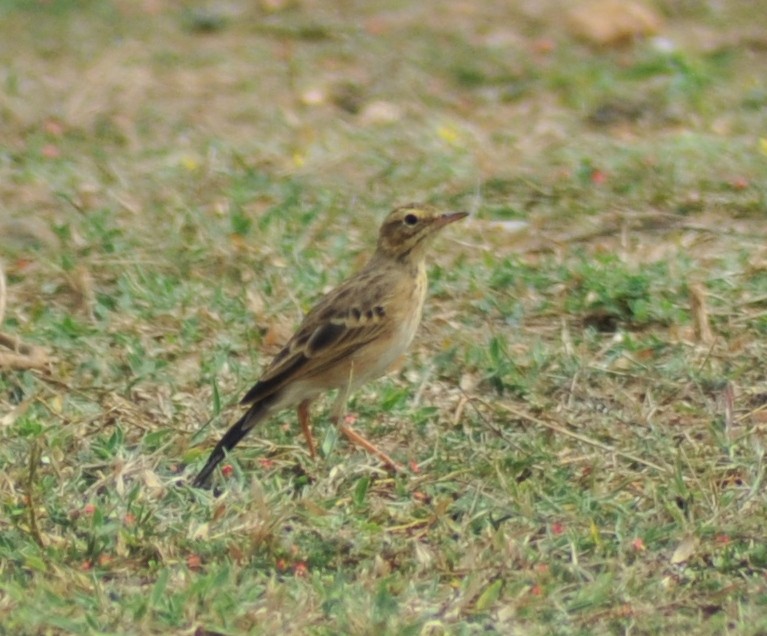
[330,365,403,471]
[297,399,316,458]
[338,424,402,471]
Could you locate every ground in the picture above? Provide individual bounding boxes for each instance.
[1,0,767,634]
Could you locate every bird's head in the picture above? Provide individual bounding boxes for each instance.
[376,203,468,261]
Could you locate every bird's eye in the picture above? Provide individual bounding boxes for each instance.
[404,213,419,226]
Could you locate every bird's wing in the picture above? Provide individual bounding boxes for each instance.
[240,271,392,405]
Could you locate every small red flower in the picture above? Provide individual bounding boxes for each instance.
[41,144,60,159]
[729,177,749,190]
[531,38,556,54]
[221,464,234,478]
[293,561,309,577]
[43,119,65,136]
[590,169,607,185]
[12,258,33,272]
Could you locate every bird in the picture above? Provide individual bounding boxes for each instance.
[191,203,468,487]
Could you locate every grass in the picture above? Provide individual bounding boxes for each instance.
[2,0,767,633]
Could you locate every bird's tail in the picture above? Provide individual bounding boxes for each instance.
[191,397,274,488]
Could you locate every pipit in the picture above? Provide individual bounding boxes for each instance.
[192,203,467,487]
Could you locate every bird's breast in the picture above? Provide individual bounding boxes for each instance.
[350,264,427,384]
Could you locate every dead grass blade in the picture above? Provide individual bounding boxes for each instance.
[496,402,669,474]
[0,333,51,371]
[689,282,715,345]
[0,263,52,371]
[26,440,45,549]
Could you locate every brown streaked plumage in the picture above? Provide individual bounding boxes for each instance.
[191,203,467,488]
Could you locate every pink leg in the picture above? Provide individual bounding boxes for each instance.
[338,424,402,472]
[297,399,316,458]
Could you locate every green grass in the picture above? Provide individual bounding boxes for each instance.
[2,1,767,634]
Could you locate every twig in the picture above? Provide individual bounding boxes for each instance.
[0,332,52,371]
[495,402,668,474]
[0,343,51,370]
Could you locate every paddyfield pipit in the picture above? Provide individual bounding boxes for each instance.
[192,203,467,487]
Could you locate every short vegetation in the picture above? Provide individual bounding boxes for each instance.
[1,1,766,634]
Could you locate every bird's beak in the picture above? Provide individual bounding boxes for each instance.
[435,211,469,227]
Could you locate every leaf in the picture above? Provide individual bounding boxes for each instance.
[475,579,503,611]
[353,476,370,507]
[670,534,698,564]
[321,426,338,457]
[212,377,221,416]
[150,568,169,607]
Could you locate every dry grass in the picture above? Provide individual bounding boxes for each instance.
[2,0,767,634]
